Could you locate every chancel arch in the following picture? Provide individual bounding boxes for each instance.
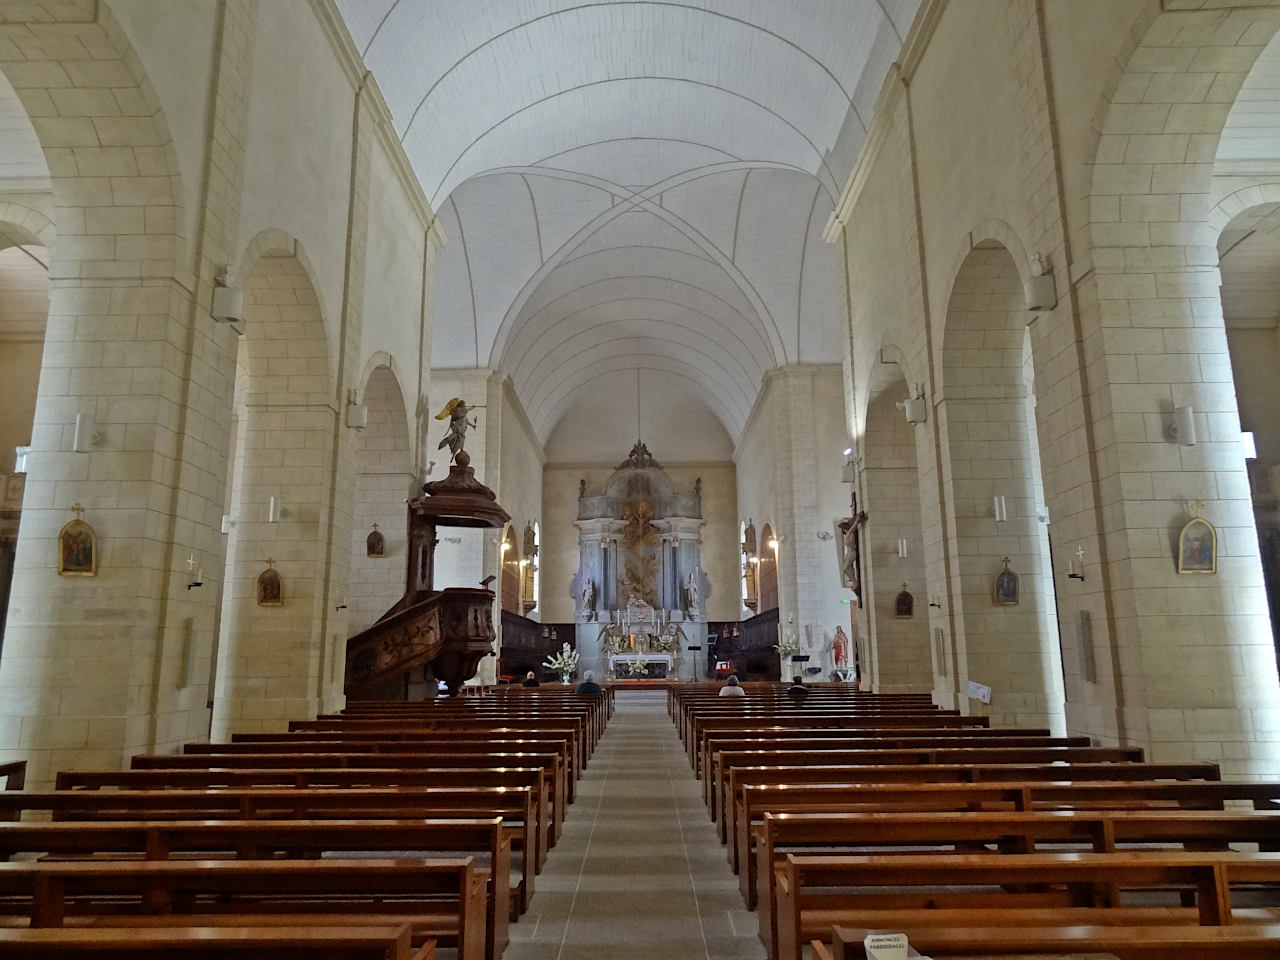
[937,240,1064,732]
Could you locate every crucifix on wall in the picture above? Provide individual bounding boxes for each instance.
[838,492,869,607]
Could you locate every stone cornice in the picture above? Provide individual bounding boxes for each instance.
[308,0,443,245]
[824,0,949,243]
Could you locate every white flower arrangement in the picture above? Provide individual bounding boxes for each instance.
[542,642,580,682]
[623,658,649,678]
[775,634,802,660]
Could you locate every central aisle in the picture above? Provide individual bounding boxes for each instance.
[504,689,767,960]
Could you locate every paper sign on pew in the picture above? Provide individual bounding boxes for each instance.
[966,679,991,704]
[864,932,929,960]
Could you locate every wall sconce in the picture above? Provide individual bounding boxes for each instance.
[897,539,908,559]
[72,412,101,452]
[767,537,780,551]
[185,552,203,590]
[897,387,927,424]
[1168,404,1196,446]
[1024,253,1057,310]
[345,389,368,431]
[211,271,245,328]
[335,595,348,611]
[993,495,1008,523]
[220,515,236,534]
[816,530,832,541]
[267,496,281,523]
[1067,545,1086,581]
[841,448,860,483]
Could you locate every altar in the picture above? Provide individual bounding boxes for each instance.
[609,653,674,678]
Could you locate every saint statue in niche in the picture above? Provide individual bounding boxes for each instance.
[257,561,282,606]
[57,503,97,577]
[682,572,701,619]
[580,578,597,621]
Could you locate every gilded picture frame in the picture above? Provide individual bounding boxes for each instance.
[1177,516,1217,574]
[57,517,97,577]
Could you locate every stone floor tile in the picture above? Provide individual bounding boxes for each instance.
[500,690,766,960]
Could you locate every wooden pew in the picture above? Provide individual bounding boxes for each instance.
[721,761,1222,852]
[774,851,1280,960]
[290,720,588,772]
[0,818,510,958]
[0,761,25,791]
[0,787,540,914]
[226,732,580,796]
[753,809,1280,956]
[120,754,565,853]
[162,746,569,821]
[57,766,555,871]
[684,714,991,764]
[0,858,486,960]
[707,745,1147,820]
[678,705,964,746]
[697,729,1077,780]
[729,778,1280,881]
[824,922,1280,960]
[0,925,434,959]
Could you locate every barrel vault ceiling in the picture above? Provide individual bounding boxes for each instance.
[340,3,920,445]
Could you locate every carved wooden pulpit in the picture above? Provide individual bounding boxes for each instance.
[344,450,511,697]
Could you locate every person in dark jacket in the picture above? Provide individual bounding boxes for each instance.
[787,675,808,696]
[522,671,540,688]
[576,670,603,694]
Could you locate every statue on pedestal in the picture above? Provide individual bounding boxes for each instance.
[434,398,481,462]
[580,578,598,622]
[682,572,701,620]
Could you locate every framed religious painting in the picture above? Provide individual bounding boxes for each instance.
[993,557,1018,606]
[257,563,283,606]
[57,503,97,577]
[366,523,385,558]
[1177,515,1217,574]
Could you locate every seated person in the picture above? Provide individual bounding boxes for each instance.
[575,670,603,694]
[719,674,746,697]
[522,670,540,688]
[787,674,808,696]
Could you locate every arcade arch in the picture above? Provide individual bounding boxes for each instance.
[212,246,336,739]
[860,360,931,693]
[937,241,1064,732]
[348,363,414,633]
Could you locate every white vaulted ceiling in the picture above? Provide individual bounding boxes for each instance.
[337,0,921,447]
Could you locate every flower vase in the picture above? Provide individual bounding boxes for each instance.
[558,672,572,684]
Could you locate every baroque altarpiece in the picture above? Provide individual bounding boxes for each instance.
[571,443,710,679]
